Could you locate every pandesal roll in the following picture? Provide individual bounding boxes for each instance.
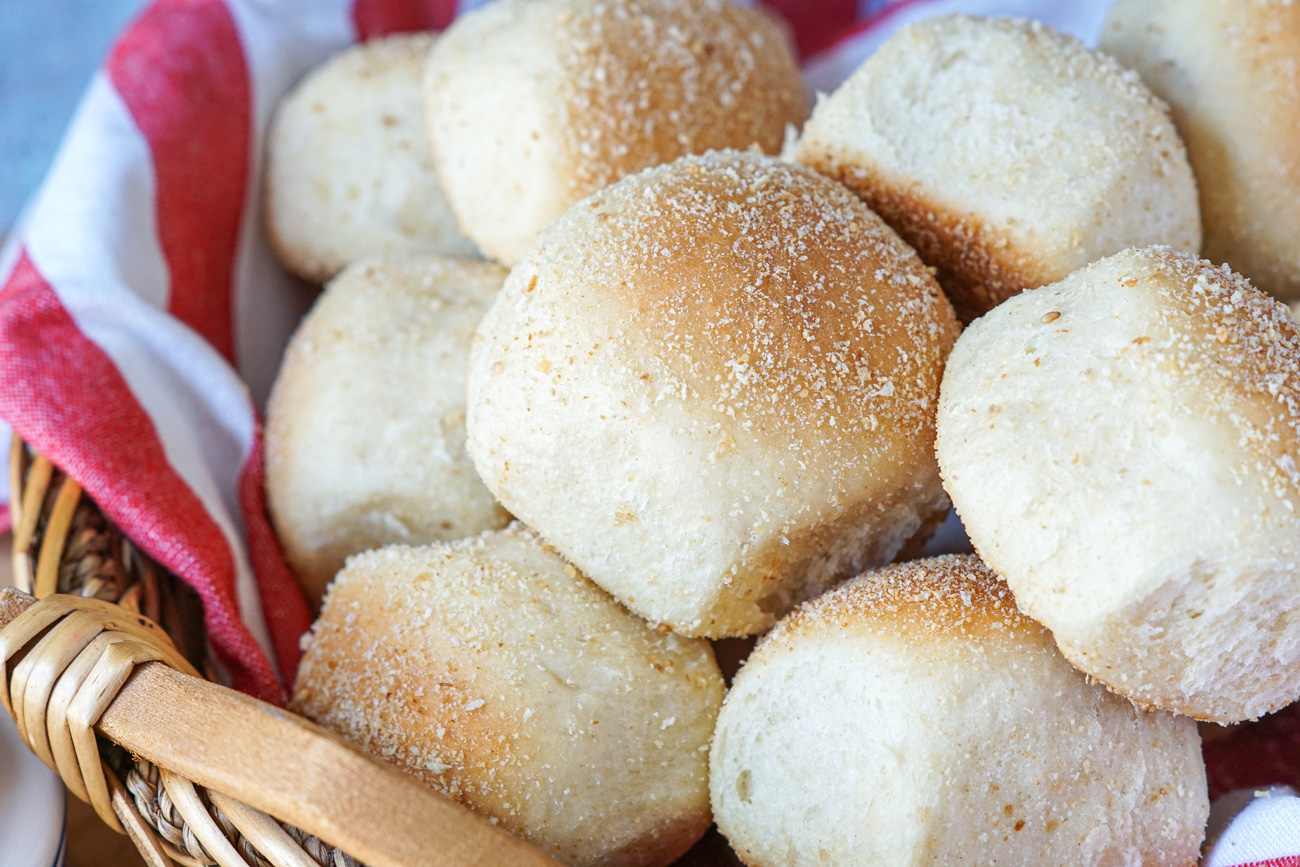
[1103,0,1300,302]
[937,246,1300,723]
[795,15,1201,322]
[266,34,476,282]
[423,0,809,265]
[266,256,510,606]
[293,525,724,867]
[466,149,959,638]
[710,555,1208,867]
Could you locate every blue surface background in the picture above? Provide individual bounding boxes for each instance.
[0,0,149,231]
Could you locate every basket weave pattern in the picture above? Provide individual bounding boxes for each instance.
[4,437,361,867]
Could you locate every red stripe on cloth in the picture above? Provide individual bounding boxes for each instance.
[762,0,858,58]
[812,0,943,59]
[107,0,250,364]
[1239,859,1300,867]
[238,432,312,685]
[1205,704,1300,800]
[0,251,282,703]
[351,0,458,40]
[0,505,10,536]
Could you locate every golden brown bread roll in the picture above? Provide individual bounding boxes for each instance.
[466,149,959,638]
[294,526,724,866]
[423,0,809,265]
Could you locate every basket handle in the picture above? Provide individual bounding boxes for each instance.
[0,588,561,867]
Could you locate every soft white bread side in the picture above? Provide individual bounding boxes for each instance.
[795,15,1200,321]
[266,256,510,606]
[466,150,959,638]
[265,34,477,282]
[710,555,1208,867]
[293,526,724,867]
[1103,0,1300,302]
[937,247,1300,722]
[423,0,808,265]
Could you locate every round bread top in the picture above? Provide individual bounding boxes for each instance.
[294,525,723,865]
[940,245,1300,550]
[266,255,510,605]
[795,14,1199,317]
[537,0,807,198]
[265,34,476,281]
[467,150,958,634]
[769,554,1043,655]
[490,149,957,464]
[1103,0,1300,300]
[424,0,808,263]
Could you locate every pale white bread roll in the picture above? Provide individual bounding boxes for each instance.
[423,0,809,265]
[266,256,510,606]
[266,34,476,282]
[293,526,724,867]
[710,555,1208,867]
[794,15,1201,322]
[937,246,1300,723]
[466,150,960,638]
[1103,0,1300,302]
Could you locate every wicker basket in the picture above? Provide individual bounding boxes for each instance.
[1,436,559,867]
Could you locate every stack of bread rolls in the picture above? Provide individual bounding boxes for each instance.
[260,1,1300,864]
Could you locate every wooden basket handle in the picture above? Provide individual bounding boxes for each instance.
[0,588,561,867]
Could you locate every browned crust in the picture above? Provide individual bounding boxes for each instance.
[294,531,723,862]
[809,160,1052,323]
[291,572,526,822]
[774,554,1043,647]
[566,152,958,446]
[561,0,810,199]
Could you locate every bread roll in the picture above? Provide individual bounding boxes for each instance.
[423,0,808,265]
[266,34,476,282]
[293,526,724,866]
[1103,0,1300,302]
[466,150,959,638]
[266,256,510,606]
[710,556,1208,867]
[937,246,1300,723]
[795,15,1201,322]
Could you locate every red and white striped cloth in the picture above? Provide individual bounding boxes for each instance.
[1,0,1297,860]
